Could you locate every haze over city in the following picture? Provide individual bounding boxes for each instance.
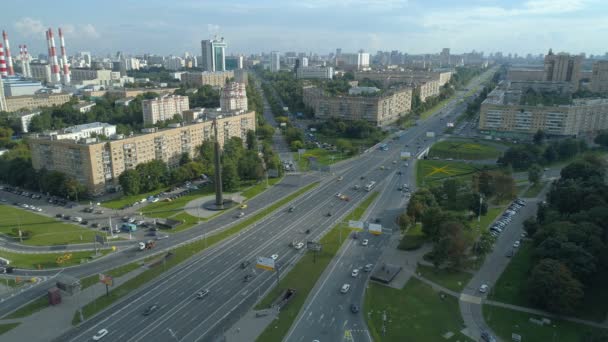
[1,0,607,55]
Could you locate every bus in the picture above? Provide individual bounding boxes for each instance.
[364,181,376,192]
[379,144,388,151]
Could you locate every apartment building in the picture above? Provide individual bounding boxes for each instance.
[296,66,334,79]
[29,63,52,83]
[303,85,412,127]
[49,122,117,141]
[479,85,608,136]
[591,61,608,94]
[543,50,582,91]
[354,70,451,101]
[70,69,114,82]
[181,71,234,88]
[220,82,248,112]
[5,93,72,112]
[19,111,41,133]
[29,111,256,195]
[142,95,190,126]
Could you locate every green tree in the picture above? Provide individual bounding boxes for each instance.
[221,158,240,191]
[528,259,583,314]
[533,129,546,145]
[406,188,438,223]
[290,140,304,151]
[119,169,141,195]
[335,139,353,154]
[179,152,191,166]
[246,130,258,151]
[594,130,608,148]
[528,164,543,185]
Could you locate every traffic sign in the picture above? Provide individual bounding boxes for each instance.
[369,223,382,235]
[256,256,275,271]
[348,220,364,231]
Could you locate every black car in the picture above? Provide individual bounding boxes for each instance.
[240,261,251,269]
[92,223,100,228]
[244,274,254,282]
[64,215,71,220]
[101,226,110,231]
[350,304,360,313]
[55,213,64,218]
[143,304,159,316]
[81,220,88,225]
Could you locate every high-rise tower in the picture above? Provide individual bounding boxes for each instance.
[201,37,227,72]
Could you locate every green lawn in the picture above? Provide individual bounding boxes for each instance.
[101,188,169,209]
[477,206,507,232]
[523,181,547,198]
[416,159,491,187]
[73,182,320,325]
[0,249,111,269]
[254,192,379,342]
[428,139,502,160]
[420,97,454,120]
[3,296,49,319]
[241,177,283,199]
[81,262,141,290]
[0,204,99,246]
[365,278,473,342]
[298,148,351,170]
[416,264,473,292]
[484,305,608,342]
[0,323,20,335]
[398,223,426,250]
[141,185,214,218]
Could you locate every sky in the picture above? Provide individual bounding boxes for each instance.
[1,0,607,57]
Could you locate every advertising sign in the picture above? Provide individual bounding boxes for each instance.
[368,223,383,235]
[348,220,364,231]
[400,151,411,159]
[256,256,275,271]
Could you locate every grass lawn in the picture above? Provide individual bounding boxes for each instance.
[398,223,426,250]
[488,241,532,306]
[254,192,379,342]
[141,185,214,218]
[477,206,506,232]
[0,204,99,246]
[167,212,205,233]
[298,148,351,170]
[0,249,111,269]
[523,181,547,198]
[101,188,169,210]
[416,264,472,292]
[3,296,49,319]
[420,97,454,120]
[365,278,473,342]
[416,159,492,187]
[241,177,283,199]
[484,305,608,342]
[81,262,141,290]
[428,139,502,160]
[0,323,20,335]
[73,182,319,325]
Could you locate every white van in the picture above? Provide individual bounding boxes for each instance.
[72,217,83,223]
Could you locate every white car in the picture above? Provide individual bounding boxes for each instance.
[93,329,109,341]
[513,240,521,248]
[340,283,351,294]
[271,254,279,260]
[351,269,359,277]
[294,242,304,250]
[479,284,489,293]
[361,239,369,246]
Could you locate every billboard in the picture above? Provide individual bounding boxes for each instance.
[369,223,382,235]
[95,234,106,245]
[426,131,435,138]
[307,241,322,252]
[400,152,411,159]
[256,256,275,271]
[348,220,364,231]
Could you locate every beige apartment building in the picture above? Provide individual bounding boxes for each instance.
[543,50,582,91]
[591,61,608,94]
[106,88,179,99]
[142,95,190,125]
[479,87,608,136]
[354,70,450,102]
[5,93,72,112]
[303,86,412,127]
[181,71,234,87]
[29,111,256,195]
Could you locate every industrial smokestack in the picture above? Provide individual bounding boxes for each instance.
[2,31,14,76]
[58,27,70,85]
[23,44,31,77]
[48,28,61,83]
[0,43,7,78]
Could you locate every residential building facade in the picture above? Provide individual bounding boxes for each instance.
[303,86,412,127]
[543,50,582,91]
[220,82,248,112]
[181,71,234,88]
[591,61,608,94]
[29,111,256,195]
[296,66,334,79]
[142,95,190,126]
[29,63,52,83]
[5,93,72,112]
[270,51,280,72]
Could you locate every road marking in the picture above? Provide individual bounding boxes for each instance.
[318,313,324,322]
[343,320,348,328]
[459,293,482,304]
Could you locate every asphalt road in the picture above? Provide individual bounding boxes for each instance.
[0,174,317,318]
[53,142,409,342]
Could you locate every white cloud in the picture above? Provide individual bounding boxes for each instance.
[13,17,46,37]
[295,0,408,10]
[207,24,220,34]
[81,24,100,39]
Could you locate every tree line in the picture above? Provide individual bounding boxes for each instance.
[498,134,587,171]
[523,155,608,315]
[400,169,516,267]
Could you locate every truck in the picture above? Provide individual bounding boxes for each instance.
[137,240,156,251]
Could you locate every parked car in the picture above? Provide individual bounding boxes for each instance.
[481,331,497,342]
[513,240,521,248]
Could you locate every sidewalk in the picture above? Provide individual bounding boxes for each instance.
[0,264,147,342]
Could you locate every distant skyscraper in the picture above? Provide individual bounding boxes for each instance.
[440,48,451,66]
[270,51,280,72]
[201,38,227,72]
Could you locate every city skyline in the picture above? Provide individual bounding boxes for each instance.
[0,0,606,56]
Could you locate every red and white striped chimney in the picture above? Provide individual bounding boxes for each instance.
[0,43,7,78]
[58,27,70,85]
[48,28,61,83]
[2,31,14,76]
